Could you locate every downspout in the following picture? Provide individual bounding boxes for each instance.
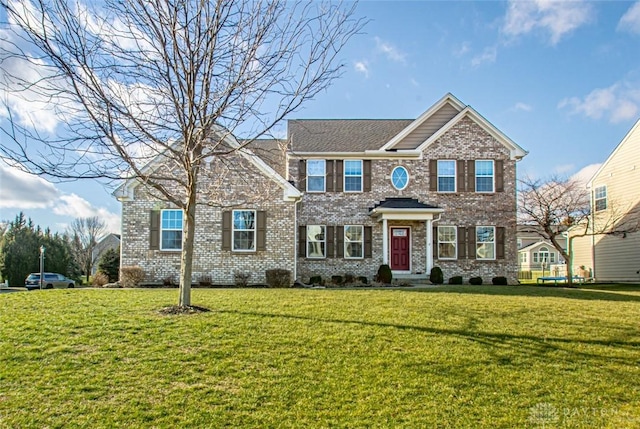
[589,185,596,281]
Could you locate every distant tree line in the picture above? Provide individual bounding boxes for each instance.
[0,212,119,286]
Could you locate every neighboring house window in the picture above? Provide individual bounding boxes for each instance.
[344,225,364,258]
[476,226,495,260]
[391,166,409,190]
[519,253,527,263]
[307,160,326,192]
[594,185,607,211]
[437,160,456,193]
[535,247,555,264]
[344,160,363,192]
[160,209,183,251]
[232,210,256,251]
[438,226,457,259]
[307,225,326,258]
[475,160,494,193]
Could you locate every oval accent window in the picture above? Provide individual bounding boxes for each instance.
[391,166,409,190]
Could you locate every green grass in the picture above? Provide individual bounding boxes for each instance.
[1,286,640,428]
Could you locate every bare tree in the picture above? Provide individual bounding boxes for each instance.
[518,175,639,284]
[68,216,106,282]
[0,0,365,306]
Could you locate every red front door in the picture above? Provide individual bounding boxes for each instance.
[390,228,410,271]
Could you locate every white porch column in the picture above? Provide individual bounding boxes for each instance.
[382,218,388,265]
[426,219,433,273]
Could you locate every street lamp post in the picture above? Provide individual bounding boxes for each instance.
[39,246,45,290]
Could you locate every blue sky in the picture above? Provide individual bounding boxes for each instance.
[1,0,640,234]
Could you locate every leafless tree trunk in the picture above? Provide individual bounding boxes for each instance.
[519,175,639,285]
[68,216,107,282]
[1,0,365,307]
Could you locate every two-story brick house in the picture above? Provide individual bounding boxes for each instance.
[115,93,527,285]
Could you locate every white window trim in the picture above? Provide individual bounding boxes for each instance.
[475,160,495,193]
[594,185,607,212]
[476,225,496,260]
[344,225,364,259]
[306,225,326,259]
[160,209,183,251]
[391,166,409,190]
[437,225,457,260]
[437,160,456,193]
[306,159,326,193]
[344,159,363,193]
[232,209,257,252]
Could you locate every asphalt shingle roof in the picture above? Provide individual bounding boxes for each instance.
[288,119,413,153]
[370,198,440,211]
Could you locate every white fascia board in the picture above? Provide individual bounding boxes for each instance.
[379,93,466,151]
[587,118,640,188]
[370,208,445,221]
[292,150,422,159]
[416,107,528,161]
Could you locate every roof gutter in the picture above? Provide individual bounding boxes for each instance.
[292,150,422,159]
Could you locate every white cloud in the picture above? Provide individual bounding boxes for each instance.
[374,37,406,63]
[571,163,602,186]
[471,46,497,67]
[558,82,640,123]
[618,1,640,34]
[502,0,593,45]
[53,194,121,233]
[354,61,369,78]
[514,102,533,112]
[554,163,575,175]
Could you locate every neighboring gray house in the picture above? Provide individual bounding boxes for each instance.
[517,225,566,273]
[91,233,121,274]
[115,93,528,284]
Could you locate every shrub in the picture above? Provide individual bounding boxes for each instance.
[198,275,212,287]
[234,272,251,287]
[469,276,483,285]
[429,266,444,284]
[162,275,177,287]
[265,269,291,288]
[309,275,323,286]
[344,273,355,284]
[120,266,145,288]
[357,276,368,285]
[331,275,343,285]
[92,272,109,287]
[492,276,508,285]
[376,264,392,284]
[448,276,463,285]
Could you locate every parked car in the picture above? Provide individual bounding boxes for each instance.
[25,273,75,290]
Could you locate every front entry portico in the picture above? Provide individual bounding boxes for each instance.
[370,198,444,274]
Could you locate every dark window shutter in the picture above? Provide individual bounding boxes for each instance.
[336,225,344,258]
[495,160,504,192]
[496,226,505,259]
[467,160,476,193]
[149,210,160,250]
[256,211,266,251]
[468,226,477,260]
[298,160,306,191]
[429,159,437,191]
[326,226,335,258]
[433,226,438,259]
[363,160,372,192]
[326,160,334,192]
[222,211,232,251]
[457,226,466,259]
[364,226,372,258]
[457,160,465,192]
[335,161,343,192]
[298,226,306,257]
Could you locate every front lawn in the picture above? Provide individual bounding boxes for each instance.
[1,286,639,427]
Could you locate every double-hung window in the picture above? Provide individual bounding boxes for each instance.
[307,160,326,192]
[307,225,326,258]
[437,160,456,192]
[475,160,494,193]
[344,225,364,258]
[476,226,495,260]
[437,226,457,259]
[594,185,607,211]
[344,160,363,192]
[160,209,183,251]
[233,210,256,251]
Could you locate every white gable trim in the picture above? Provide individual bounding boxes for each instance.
[587,118,640,188]
[378,93,465,151]
[416,107,528,161]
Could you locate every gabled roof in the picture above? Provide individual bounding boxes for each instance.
[113,126,301,202]
[370,197,440,210]
[518,240,557,253]
[587,118,640,188]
